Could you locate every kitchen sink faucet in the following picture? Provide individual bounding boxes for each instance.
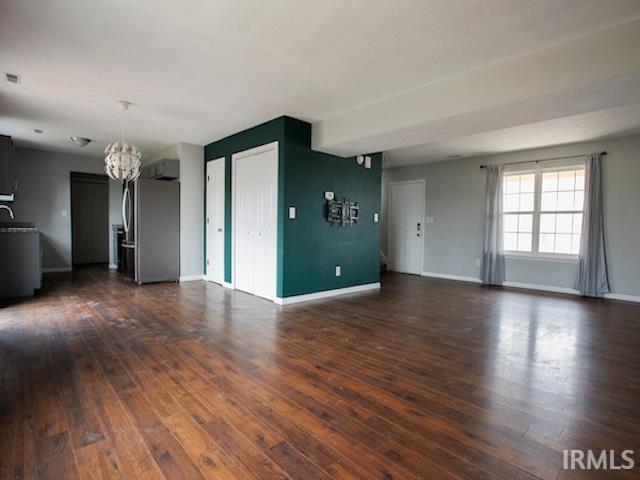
[0,205,15,219]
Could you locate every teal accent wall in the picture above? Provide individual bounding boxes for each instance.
[281,118,381,296]
[204,116,381,298]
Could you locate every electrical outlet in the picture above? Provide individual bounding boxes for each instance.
[335,265,341,277]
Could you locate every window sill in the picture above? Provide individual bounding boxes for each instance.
[504,252,579,264]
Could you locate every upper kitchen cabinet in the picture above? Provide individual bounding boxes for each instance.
[0,135,15,201]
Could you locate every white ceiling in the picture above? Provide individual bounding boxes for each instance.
[384,102,640,168]
[1,0,640,160]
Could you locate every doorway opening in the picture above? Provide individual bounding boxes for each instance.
[70,172,109,267]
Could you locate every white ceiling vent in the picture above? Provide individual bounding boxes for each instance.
[5,73,19,83]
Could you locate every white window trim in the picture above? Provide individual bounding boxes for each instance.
[503,159,585,260]
[504,251,579,263]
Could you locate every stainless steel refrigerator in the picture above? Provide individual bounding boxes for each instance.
[122,178,179,284]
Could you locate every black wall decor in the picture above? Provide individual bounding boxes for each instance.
[327,197,359,225]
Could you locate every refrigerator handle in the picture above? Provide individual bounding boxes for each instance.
[122,183,130,233]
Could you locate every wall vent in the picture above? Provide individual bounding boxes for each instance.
[5,73,19,83]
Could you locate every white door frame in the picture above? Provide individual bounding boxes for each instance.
[388,179,426,274]
[231,141,279,299]
[206,157,225,284]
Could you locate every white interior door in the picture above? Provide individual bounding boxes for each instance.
[233,142,278,300]
[389,180,425,274]
[206,158,225,284]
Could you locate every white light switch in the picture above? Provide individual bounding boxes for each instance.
[364,156,371,169]
[335,265,341,277]
[475,259,481,267]
[62,209,68,217]
[289,206,296,219]
[425,217,434,224]
[373,212,379,222]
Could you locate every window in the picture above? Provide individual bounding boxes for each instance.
[503,166,585,256]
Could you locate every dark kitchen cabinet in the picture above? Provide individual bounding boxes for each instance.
[0,135,15,200]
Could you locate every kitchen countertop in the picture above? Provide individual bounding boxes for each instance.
[0,222,39,233]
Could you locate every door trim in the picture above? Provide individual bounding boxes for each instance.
[206,157,225,284]
[69,171,110,267]
[231,141,279,299]
[388,179,426,274]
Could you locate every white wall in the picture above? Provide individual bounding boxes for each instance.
[9,147,121,270]
[382,134,640,297]
[177,142,204,278]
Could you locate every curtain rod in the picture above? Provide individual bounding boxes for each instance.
[479,151,607,169]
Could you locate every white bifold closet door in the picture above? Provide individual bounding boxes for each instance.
[233,142,278,300]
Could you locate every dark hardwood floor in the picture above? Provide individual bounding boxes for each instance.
[1,268,639,479]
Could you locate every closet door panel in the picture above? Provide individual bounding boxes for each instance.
[254,150,277,300]
[234,158,254,294]
[233,143,278,300]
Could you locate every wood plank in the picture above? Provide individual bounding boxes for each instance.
[36,431,79,480]
[119,387,207,480]
[202,418,290,480]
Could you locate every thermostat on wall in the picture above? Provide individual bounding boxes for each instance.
[324,191,335,200]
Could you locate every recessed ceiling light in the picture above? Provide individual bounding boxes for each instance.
[5,73,19,83]
[34,129,44,134]
[70,136,91,147]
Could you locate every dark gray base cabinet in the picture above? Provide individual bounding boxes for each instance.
[0,231,41,299]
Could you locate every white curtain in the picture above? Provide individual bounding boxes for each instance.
[574,153,610,297]
[481,165,505,285]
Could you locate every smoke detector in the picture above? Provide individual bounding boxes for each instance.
[70,136,91,147]
[5,73,19,83]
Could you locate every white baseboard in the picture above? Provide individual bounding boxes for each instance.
[502,281,578,295]
[275,282,381,305]
[43,266,73,273]
[223,282,234,289]
[108,264,118,270]
[421,271,481,283]
[606,293,640,303]
[179,275,206,282]
[421,271,640,303]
